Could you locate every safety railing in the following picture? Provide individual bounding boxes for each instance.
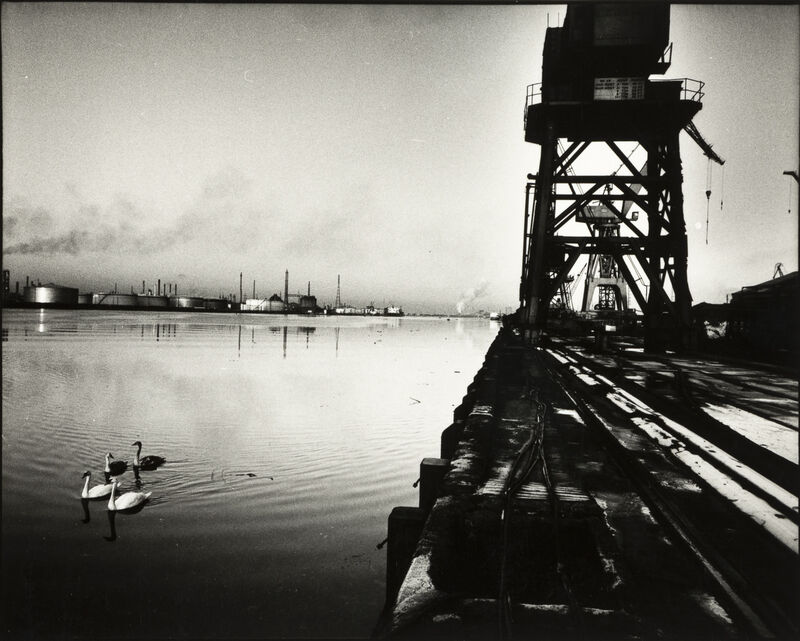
[524,83,542,129]
[650,77,705,102]
[659,42,673,67]
[677,78,704,101]
[524,75,704,130]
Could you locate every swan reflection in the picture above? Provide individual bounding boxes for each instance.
[80,498,91,524]
[103,485,151,543]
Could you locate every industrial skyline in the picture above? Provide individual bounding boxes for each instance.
[2,4,798,314]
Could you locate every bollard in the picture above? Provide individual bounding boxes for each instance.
[441,420,464,459]
[419,458,449,515]
[454,398,472,421]
[385,506,425,607]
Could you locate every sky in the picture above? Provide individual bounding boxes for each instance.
[2,3,798,314]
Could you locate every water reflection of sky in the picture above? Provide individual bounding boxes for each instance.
[1,308,498,639]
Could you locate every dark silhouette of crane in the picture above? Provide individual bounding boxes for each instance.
[519,2,723,352]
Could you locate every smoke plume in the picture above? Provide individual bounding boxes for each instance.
[455,279,489,314]
[2,167,270,257]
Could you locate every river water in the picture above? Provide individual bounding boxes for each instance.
[1,309,497,639]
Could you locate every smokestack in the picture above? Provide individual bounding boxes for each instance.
[142,280,145,294]
[253,280,256,300]
[240,272,243,304]
[16,281,19,294]
[169,283,172,295]
[26,276,29,287]
[175,284,178,296]
[308,281,310,296]
[158,279,161,296]
[284,269,288,304]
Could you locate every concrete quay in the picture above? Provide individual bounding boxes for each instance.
[375,327,798,640]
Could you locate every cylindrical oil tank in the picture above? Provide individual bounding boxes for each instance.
[299,295,317,310]
[203,298,228,311]
[92,293,138,306]
[23,284,79,305]
[77,293,93,306]
[138,295,169,308]
[269,300,286,312]
[169,296,205,309]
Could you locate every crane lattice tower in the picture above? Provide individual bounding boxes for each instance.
[519,2,721,352]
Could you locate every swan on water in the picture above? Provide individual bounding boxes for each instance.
[80,471,114,499]
[131,441,166,470]
[107,479,151,512]
[104,453,128,477]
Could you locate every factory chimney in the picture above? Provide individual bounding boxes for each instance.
[158,279,161,296]
[142,280,145,295]
[253,280,256,300]
[308,281,310,296]
[239,272,243,304]
[284,270,289,305]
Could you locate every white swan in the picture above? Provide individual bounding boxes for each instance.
[80,471,114,499]
[107,479,151,512]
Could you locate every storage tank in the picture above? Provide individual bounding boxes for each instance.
[299,295,317,311]
[169,296,205,310]
[138,295,169,308]
[23,284,79,305]
[77,293,92,306]
[268,294,286,312]
[92,293,138,306]
[203,298,229,311]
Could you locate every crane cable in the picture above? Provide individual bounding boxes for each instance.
[705,159,712,245]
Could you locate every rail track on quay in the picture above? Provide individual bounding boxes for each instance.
[378,330,798,640]
[542,336,798,638]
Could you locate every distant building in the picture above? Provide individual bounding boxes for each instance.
[242,294,285,312]
[726,271,798,360]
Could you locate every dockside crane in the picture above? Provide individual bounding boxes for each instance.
[519,2,722,352]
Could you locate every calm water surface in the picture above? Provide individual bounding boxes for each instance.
[2,309,497,639]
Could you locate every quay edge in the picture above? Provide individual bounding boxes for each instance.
[374,323,798,640]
